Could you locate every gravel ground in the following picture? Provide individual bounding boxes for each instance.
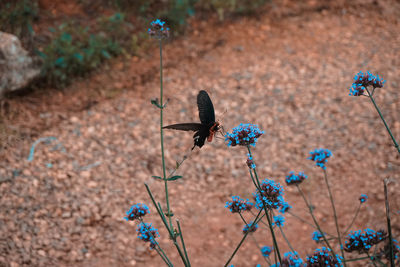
[1,1,400,266]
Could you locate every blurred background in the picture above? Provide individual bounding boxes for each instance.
[0,0,399,266]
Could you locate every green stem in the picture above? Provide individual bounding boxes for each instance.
[177,220,191,267]
[344,256,373,262]
[145,184,188,266]
[296,185,337,257]
[343,203,361,236]
[158,40,173,230]
[224,209,263,267]
[365,87,400,155]
[323,169,346,266]
[247,146,282,264]
[263,208,282,265]
[383,179,395,267]
[155,247,173,267]
[278,226,295,253]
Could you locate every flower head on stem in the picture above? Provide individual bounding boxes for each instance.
[137,222,160,249]
[124,203,150,221]
[225,123,264,147]
[344,229,387,254]
[225,196,253,213]
[243,221,258,234]
[285,171,308,186]
[359,194,368,203]
[253,178,285,210]
[148,19,170,39]
[273,215,285,227]
[306,247,343,266]
[261,246,273,257]
[308,148,332,170]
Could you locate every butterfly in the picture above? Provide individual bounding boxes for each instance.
[163,90,221,150]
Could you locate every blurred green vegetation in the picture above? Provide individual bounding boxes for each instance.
[1,0,269,89]
[0,0,38,48]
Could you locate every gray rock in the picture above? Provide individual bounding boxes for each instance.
[0,32,40,97]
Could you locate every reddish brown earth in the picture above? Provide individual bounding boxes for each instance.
[1,1,400,266]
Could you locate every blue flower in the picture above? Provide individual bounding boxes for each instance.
[253,178,285,210]
[312,231,324,243]
[148,19,170,39]
[359,194,368,203]
[261,246,273,257]
[271,251,304,267]
[344,229,387,253]
[225,196,253,213]
[278,201,292,214]
[225,123,264,147]
[243,221,258,234]
[273,215,285,227]
[285,171,308,186]
[306,247,343,267]
[124,203,150,221]
[137,222,160,249]
[308,148,332,170]
[349,71,385,96]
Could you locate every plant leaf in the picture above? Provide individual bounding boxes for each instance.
[167,175,183,181]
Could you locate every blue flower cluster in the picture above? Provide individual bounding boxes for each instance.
[148,19,170,39]
[261,246,273,257]
[225,196,253,213]
[253,178,285,210]
[243,221,258,234]
[246,153,256,169]
[312,231,324,243]
[306,247,343,267]
[271,251,304,267]
[137,222,160,249]
[285,171,308,186]
[124,203,150,221]
[308,148,332,170]
[225,123,264,147]
[344,229,387,253]
[278,201,292,214]
[359,194,368,203]
[349,71,385,96]
[273,215,285,227]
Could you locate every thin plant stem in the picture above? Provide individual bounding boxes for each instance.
[383,179,395,267]
[155,247,173,267]
[278,226,295,253]
[323,169,346,266]
[296,184,337,257]
[158,40,173,230]
[247,146,282,264]
[344,256,373,262]
[365,87,400,154]
[343,203,361,236]
[366,251,379,267]
[145,184,189,266]
[224,209,263,267]
[287,211,336,238]
[177,220,191,267]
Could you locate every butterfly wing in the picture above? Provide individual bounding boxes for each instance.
[197,90,215,125]
[163,123,203,132]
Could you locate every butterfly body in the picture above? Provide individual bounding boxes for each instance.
[163,90,220,149]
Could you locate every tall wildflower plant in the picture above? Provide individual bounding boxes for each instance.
[349,71,400,155]
[124,20,191,267]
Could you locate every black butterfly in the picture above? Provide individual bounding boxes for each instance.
[163,90,221,150]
